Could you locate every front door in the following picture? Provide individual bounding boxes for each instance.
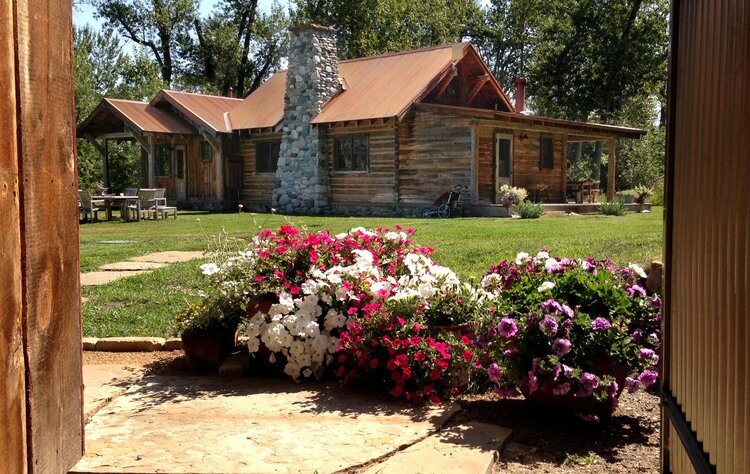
[174,146,186,201]
[495,133,513,202]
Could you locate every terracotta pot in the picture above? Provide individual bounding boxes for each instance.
[246,293,277,316]
[181,324,239,370]
[518,359,630,420]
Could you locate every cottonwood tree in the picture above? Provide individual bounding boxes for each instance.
[186,0,288,96]
[90,0,197,86]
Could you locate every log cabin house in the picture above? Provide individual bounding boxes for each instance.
[78,24,645,215]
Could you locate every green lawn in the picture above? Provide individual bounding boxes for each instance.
[81,209,664,337]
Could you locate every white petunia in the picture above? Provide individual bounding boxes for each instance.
[538,281,556,292]
[200,263,220,276]
[515,252,530,265]
[536,250,550,260]
[628,263,647,278]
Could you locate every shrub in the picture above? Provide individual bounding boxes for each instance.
[649,184,664,205]
[516,201,545,219]
[633,185,652,204]
[498,185,527,207]
[477,252,661,420]
[600,201,628,216]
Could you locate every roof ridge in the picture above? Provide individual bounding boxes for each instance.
[340,42,468,64]
[105,98,150,105]
[162,89,243,101]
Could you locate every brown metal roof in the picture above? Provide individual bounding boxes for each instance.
[152,90,243,134]
[77,98,196,136]
[226,72,287,131]
[228,43,485,130]
[414,103,647,139]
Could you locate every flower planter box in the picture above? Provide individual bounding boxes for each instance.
[181,324,239,370]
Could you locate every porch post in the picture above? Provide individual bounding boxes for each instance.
[102,138,109,189]
[214,139,224,201]
[147,135,155,187]
[607,137,616,201]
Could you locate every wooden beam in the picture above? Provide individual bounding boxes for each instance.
[561,134,568,202]
[200,130,221,152]
[83,134,106,156]
[124,126,150,152]
[433,66,458,99]
[607,137,616,201]
[147,134,155,187]
[467,74,491,104]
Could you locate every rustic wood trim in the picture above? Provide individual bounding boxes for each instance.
[13,0,84,469]
[147,134,155,187]
[200,130,221,152]
[433,66,458,100]
[561,134,568,201]
[125,128,150,153]
[467,74,491,104]
[607,137,616,201]
[664,388,716,473]
[470,124,478,203]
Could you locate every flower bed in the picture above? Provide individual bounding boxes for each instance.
[477,251,661,420]
[187,226,662,416]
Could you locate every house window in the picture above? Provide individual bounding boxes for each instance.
[334,134,369,172]
[256,140,280,173]
[154,144,171,177]
[540,136,554,169]
[201,140,213,161]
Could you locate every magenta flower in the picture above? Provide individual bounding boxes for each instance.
[631,328,643,342]
[553,382,571,395]
[497,318,518,338]
[493,384,520,399]
[539,315,559,337]
[625,376,640,392]
[487,363,502,382]
[591,317,611,331]
[560,304,574,318]
[639,348,656,360]
[627,284,647,297]
[552,338,572,356]
[637,369,658,387]
[541,298,563,313]
[579,372,598,396]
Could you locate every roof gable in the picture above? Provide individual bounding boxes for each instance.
[77,98,196,136]
[151,90,242,135]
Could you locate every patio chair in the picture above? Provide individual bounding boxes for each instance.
[127,188,157,221]
[78,189,100,221]
[152,188,177,219]
[124,187,138,197]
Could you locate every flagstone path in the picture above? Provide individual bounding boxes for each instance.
[73,366,512,473]
[80,251,205,286]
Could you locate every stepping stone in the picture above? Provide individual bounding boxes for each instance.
[83,365,145,421]
[72,376,459,473]
[99,261,166,271]
[363,422,512,474]
[130,251,205,264]
[80,270,151,286]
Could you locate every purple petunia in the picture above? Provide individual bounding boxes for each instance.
[498,317,518,338]
[650,296,663,308]
[631,328,643,342]
[561,304,574,318]
[493,384,520,399]
[639,348,656,360]
[552,338,572,356]
[487,363,503,382]
[591,317,611,331]
[539,315,559,337]
[553,382,571,395]
[541,298,563,313]
[637,369,659,387]
[579,372,599,396]
[627,284,647,297]
[625,376,640,392]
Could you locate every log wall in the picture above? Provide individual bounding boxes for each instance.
[397,109,473,204]
[1,0,84,471]
[240,133,282,206]
[326,124,398,205]
[475,125,565,203]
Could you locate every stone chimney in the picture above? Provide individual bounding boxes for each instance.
[514,77,527,113]
[275,24,341,214]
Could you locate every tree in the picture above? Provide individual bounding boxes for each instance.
[90,0,197,86]
[186,1,288,96]
[291,0,482,59]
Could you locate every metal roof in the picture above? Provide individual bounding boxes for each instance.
[226,72,287,131]
[77,98,196,136]
[228,43,488,130]
[152,90,243,134]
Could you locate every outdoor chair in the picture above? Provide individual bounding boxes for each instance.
[152,188,177,219]
[78,189,101,221]
[124,187,138,197]
[127,188,157,221]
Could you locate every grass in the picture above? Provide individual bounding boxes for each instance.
[81,209,664,337]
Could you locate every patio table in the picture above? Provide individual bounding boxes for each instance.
[93,195,138,221]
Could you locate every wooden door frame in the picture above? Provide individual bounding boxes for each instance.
[495,132,513,202]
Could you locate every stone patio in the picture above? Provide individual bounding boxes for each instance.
[73,370,512,473]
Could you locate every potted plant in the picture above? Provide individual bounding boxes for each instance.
[633,185,652,204]
[177,293,245,370]
[477,252,661,421]
[615,189,638,204]
[498,185,528,208]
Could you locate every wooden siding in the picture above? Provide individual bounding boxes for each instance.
[3,0,84,470]
[152,133,216,201]
[475,126,565,203]
[664,0,750,472]
[240,133,281,205]
[0,0,27,468]
[397,109,473,204]
[326,124,397,204]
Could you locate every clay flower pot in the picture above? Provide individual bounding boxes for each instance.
[181,324,239,371]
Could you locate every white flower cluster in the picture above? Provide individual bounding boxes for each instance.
[390,253,460,300]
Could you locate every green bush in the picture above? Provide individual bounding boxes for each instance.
[516,201,545,219]
[649,184,664,205]
[600,200,629,216]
